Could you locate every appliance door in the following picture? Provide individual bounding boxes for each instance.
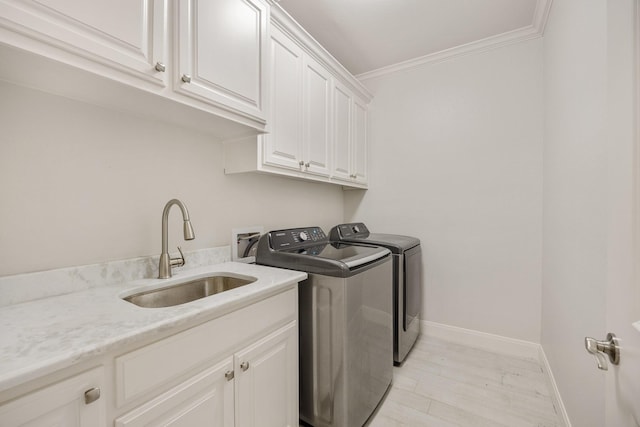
[403,245,422,331]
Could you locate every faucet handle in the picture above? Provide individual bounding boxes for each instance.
[170,246,186,268]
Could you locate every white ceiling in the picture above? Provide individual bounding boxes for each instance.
[276,0,541,77]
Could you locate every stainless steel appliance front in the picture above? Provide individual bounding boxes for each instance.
[298,260,393,427]
[398,244,422,363]
[255,226,393,427]
[329,223,422,365]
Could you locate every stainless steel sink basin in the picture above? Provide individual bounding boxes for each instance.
[123,274,257,308]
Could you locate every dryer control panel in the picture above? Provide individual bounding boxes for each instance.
[269,227,327,250]
[331,222,370,239]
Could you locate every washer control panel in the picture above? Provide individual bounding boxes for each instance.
[269,227,327,250]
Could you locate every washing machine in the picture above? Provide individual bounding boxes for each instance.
[256,226,393,427]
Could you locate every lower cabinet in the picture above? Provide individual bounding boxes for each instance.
[115,321,297,427]
[235,322,297,427]
[0,287,298,427]
[0,367,105,427]
[115,357,234,426]
[115,288,298,427]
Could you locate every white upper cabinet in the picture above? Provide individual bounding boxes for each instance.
[331,80,368,185]
[302,53,332,178]
[261,24,331,178]
[0,0,167,86]
[260,4,370,188]
[262,24,303,171]
[175,0,267,120]
[351,97,368,184]
[331,80,352,181]
[225,20,360,188]
[0,0,268,138]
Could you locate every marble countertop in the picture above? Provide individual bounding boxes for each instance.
[0,262,306,394]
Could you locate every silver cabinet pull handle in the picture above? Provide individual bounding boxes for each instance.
[155,62,166,72]
[240,361,250,371]
[225,370,234,381]
[182,74,192,83]
[84,387,100,404]
[584,332,620,370]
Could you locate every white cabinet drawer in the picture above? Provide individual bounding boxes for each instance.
[0,367,105,427]
[115,288,296,406]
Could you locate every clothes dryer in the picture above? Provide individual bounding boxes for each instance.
[330,222,422,365]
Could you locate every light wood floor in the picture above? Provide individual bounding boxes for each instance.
[366,335,563,427]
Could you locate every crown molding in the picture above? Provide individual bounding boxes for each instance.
[532,0,554,34]
[357,0,553,82]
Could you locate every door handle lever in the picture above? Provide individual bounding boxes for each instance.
[584,332,620,370]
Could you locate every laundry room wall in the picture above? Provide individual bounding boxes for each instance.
[344,39,544,343]
[0,81,344,277]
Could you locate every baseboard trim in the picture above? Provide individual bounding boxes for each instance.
[421,320,540,359]
[538,345,573,427]
[421,320,571,426]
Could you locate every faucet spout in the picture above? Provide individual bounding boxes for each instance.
[159,199,195,279]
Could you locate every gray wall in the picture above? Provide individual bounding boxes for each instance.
[345,39,544,343]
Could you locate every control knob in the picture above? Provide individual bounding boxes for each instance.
[352,225,360,233]
[299,231,309,241]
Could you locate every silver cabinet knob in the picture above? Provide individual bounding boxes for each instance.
[305,162,310,169]
[181,74,192,83]
[240,361,250,371]
[84,387,100,405]
[584,332,620,370]
[225,370,234,381]
[298,160,304,167]
[155,62,166,72]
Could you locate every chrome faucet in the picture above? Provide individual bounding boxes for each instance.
[158,199,195,279]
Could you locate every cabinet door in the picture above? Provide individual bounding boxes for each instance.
[0,367,105,427]
[115,357,234,427]
[351,98,368,184]
[235,321,298,427]
[262,25,303,171]
[302,54,332,178]
[332,80,352,181]
[0,0,166,86]
[176,0,267,120]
